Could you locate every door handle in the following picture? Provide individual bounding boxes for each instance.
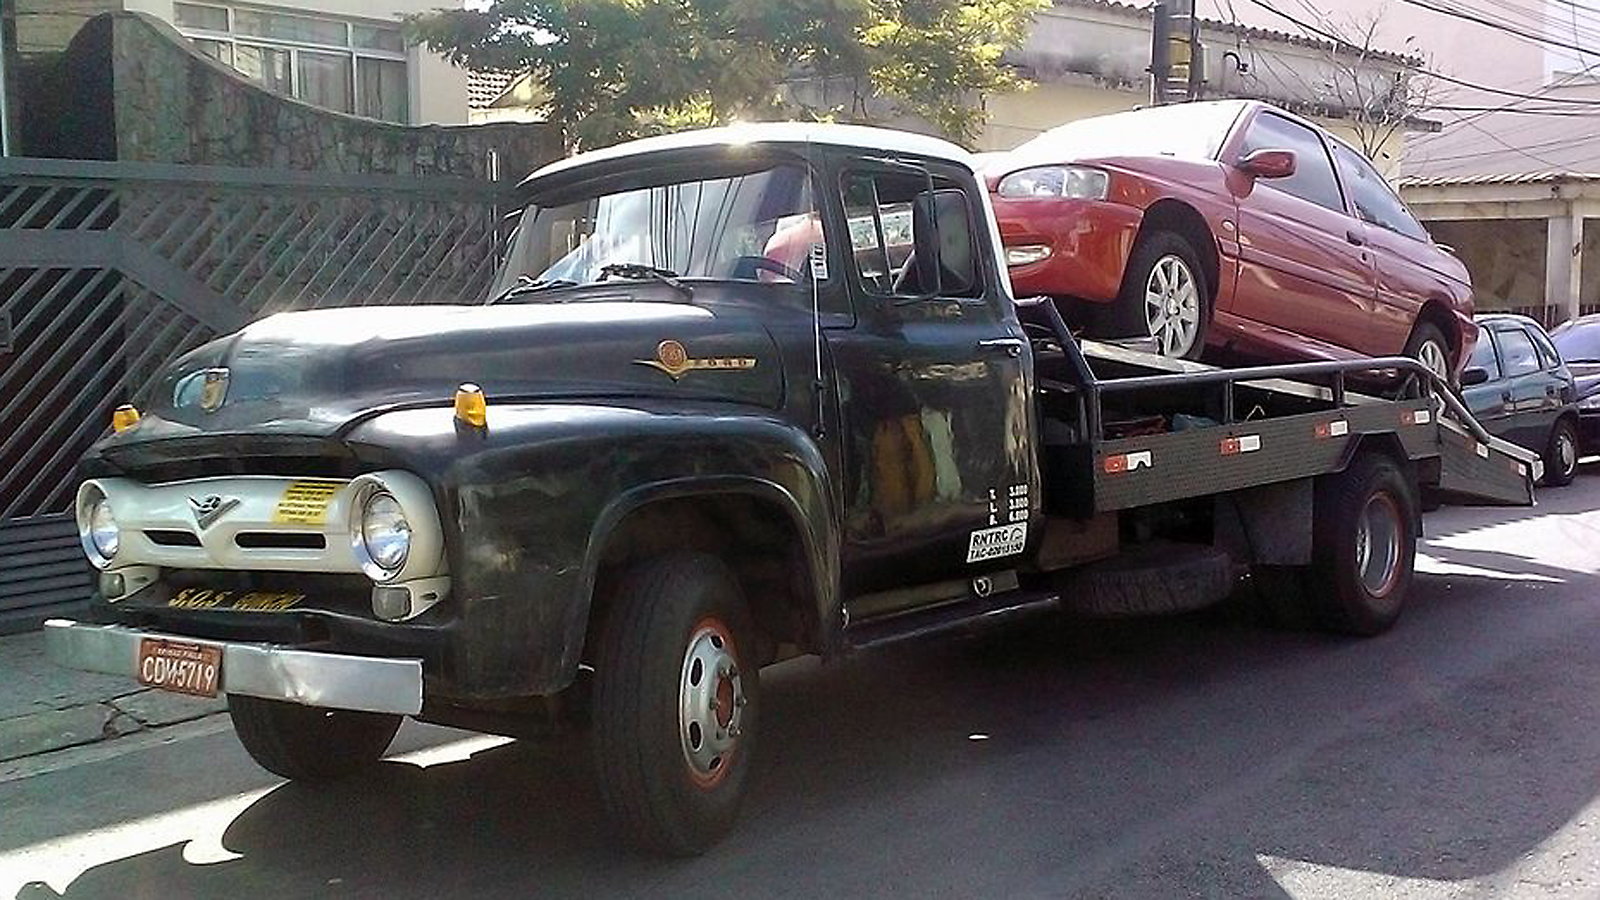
[977,337,1025,358]
[1345,229,1365,246]
[1501,390,1513,403]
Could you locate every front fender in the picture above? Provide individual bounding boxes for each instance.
[345,401,837,698]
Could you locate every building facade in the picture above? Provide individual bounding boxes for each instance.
[8,0,470,125]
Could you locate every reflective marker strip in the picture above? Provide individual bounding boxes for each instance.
[1476,442,1490,459]
[1220,434,1262,455]
[1402,408,1433,426]
[1103,450,1153,474]
[1315,419,1349,439]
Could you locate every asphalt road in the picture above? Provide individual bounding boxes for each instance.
[5,471,1600,899]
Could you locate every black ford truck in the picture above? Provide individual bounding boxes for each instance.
[46,123,1537,855]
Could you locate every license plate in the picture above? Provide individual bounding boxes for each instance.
[137,638,223,698]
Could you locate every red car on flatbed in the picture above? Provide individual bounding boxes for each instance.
[984,100,1475,378]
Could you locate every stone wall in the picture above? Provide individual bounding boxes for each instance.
[24,12,562,182]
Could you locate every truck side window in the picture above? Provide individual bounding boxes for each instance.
[841,170,981,300]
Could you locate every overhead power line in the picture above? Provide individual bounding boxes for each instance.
[1393,0,1600,58]
[1241,0,1600,107]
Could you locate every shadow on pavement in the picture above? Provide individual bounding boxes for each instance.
[17,564,1600,898]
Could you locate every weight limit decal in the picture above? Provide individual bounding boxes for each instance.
[272,480,342,525]
[967,523,1028,563]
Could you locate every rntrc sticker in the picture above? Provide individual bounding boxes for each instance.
[967,523,1028,563]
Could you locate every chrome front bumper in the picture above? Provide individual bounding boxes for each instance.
[43,619,423,716]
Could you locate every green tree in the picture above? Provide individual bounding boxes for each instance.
[407,0,1046,150]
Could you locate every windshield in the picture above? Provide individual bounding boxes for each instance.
[1552,320,1600,362]
[492,163,821,298]
[1007,101,1244,164]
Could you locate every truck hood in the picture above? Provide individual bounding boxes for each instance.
[106,302,785,443]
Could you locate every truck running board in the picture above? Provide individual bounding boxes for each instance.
[845,588,1060,650]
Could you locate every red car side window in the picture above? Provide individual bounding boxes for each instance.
[1241,114,1344,214]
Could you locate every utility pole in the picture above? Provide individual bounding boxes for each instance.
[1150,0,1171,105]
[1150,0,1204,104]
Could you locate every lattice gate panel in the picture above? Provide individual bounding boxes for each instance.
[0,159,511,631]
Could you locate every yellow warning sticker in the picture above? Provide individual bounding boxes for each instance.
[272,480,343,525]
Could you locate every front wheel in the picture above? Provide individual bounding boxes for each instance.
[1543,417,1580,487]
[227,695,401,781]
[591,553,760,856]
[1120,231,1210,360]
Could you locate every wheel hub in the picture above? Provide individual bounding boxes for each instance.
[1145,254,1200,358]
[1356,493,1403,596]
[679,619,744,786]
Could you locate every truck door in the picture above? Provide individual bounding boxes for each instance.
[826,162,1037,594]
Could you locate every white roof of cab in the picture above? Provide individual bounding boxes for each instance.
[521,122,975,187]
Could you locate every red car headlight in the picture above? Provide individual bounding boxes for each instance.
[996,166,1109,200]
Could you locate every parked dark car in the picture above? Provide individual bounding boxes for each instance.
[984,100,1475,379]
[1550,312,1600,458]
[1461,314,1580,485]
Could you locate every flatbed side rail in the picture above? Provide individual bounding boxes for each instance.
[1013,295,1496,447]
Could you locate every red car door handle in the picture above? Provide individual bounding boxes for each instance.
[1345,229,1365,246]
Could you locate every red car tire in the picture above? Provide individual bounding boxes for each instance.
[1119,231,1210,360]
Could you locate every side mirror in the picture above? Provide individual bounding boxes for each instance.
[1460,367,1491,387]
[906,188,977,297]
[1237,148,1296,180]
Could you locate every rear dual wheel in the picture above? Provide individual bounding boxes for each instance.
[1254,454,1417,636]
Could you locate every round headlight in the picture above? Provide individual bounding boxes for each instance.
[81,495,119,567]
[359,491,411,578]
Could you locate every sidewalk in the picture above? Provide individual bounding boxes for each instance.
[0,628,226,765]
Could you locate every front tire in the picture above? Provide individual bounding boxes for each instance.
[1120,231,1210,360]
[591,553,760,856]
[227,695,401,781]
[1543,417,1580,487]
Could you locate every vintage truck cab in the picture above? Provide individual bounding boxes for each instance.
[45,123,1536,856]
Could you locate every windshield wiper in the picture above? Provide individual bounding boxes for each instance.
[487,276,581,305]
[599,263,694,299]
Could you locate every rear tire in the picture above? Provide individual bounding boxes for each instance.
[1404,321,1452,386]
[591,553,760,856]
[1542,417,1580,487]
[1308,454,1418,635]
[227,695,401,781]
[1119,231,1210,360]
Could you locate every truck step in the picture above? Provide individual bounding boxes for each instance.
[845,588,1060,650]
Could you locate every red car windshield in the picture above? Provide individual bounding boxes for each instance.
[1008,101,1246,164]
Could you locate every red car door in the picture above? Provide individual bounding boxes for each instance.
[1224,111,1378,357]
[1330,142,1457,357]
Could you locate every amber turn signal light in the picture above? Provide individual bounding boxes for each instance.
[454,383,488,428]
[111,404,141,433]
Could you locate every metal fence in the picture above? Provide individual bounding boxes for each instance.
[0,158,510,631]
